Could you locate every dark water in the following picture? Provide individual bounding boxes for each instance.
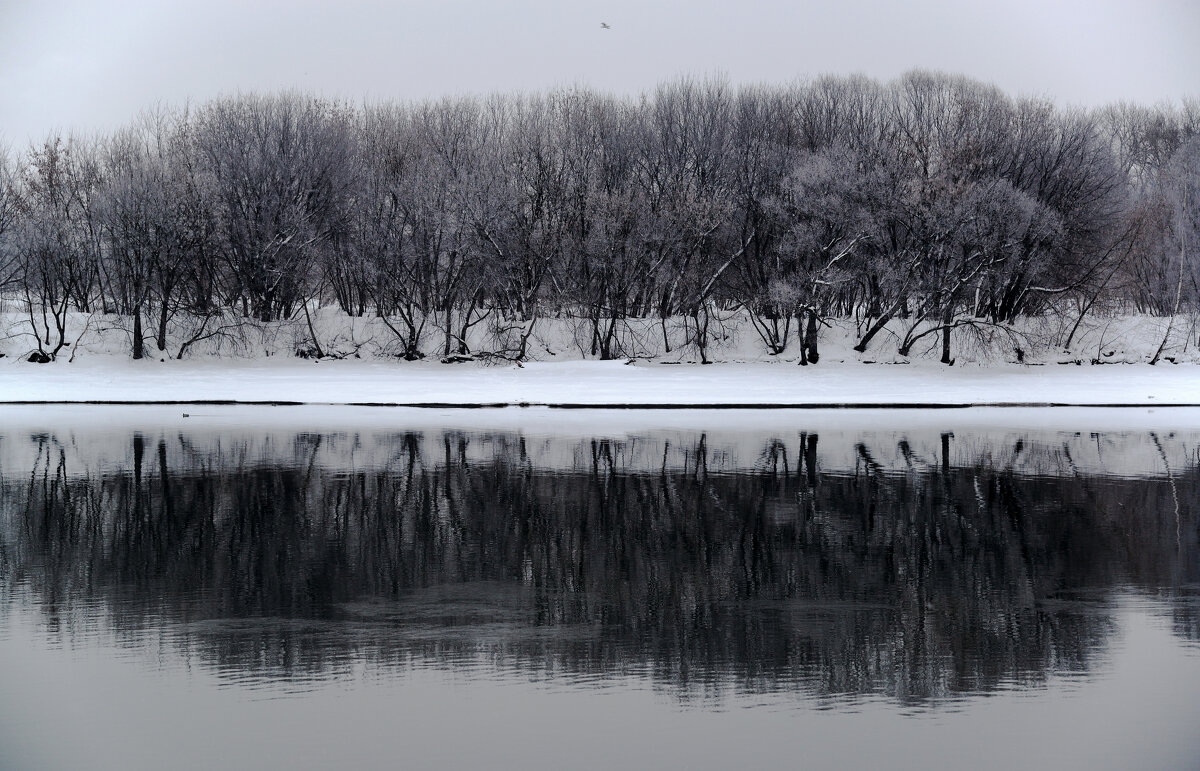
[1,410,1199,770]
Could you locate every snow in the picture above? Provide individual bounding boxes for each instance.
[2,305,1197,407]
[0,356,1197,407]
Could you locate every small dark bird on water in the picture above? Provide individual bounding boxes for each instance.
[600,22,611,29]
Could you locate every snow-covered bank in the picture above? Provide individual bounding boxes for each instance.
[0,357,1198,406]
[2,305,1198,406]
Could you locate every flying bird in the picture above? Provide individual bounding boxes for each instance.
[600,22,611,29]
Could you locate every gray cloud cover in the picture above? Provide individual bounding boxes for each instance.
[1,0,1196,145]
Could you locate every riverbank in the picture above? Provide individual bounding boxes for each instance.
[1,357,1197,407]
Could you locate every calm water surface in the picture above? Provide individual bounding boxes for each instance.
[1,408,1198,770]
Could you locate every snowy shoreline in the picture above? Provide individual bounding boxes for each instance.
[4,307,1198,408]
[1,357,1197,408]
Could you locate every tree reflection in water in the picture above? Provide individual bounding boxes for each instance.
[2,427,1197,705]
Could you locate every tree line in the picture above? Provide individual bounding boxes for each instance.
[0,72,1196,363]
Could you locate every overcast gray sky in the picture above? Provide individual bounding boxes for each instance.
[1,0,1196,146]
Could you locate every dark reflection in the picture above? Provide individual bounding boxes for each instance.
[1,426,1197,704]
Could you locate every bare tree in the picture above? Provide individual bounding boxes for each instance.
[392,98,491,358]
[554,90,653,359]
[12,136,104,360]
[470,94,569,358]
[196,94,353,325]
[727,86,799,355]
[1150,137,1200,363]
[0,148,20,298]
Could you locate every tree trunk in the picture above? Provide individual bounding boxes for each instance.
[157,299,169,351]
[1150,186,1187,365]
[302,298,325,358]
[693,306,710,364]
[940,304,953,365]
[132,304,144,360]
[853,306,896,353]
[803,311,819,364]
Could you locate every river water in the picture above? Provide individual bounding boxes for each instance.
[1,408,1198,770]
